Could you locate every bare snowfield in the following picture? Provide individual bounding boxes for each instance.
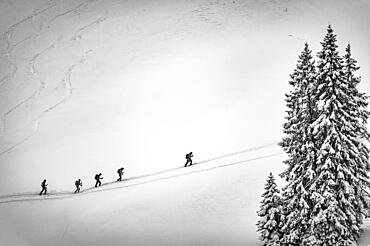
[1,0,370,245]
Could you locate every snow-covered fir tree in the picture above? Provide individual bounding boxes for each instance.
[257,172,283,246]
[279,43,317,245]
[305,25,370,246]
[343,43,370,140]
[343,43,370,233]
[280,43,317,178]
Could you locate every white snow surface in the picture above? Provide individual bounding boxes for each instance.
[0,145,284,246]
[0,0,370,245]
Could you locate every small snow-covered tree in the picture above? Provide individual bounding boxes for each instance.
[305,25,369,246]
[257,172,283,246]
[279,43,317,245]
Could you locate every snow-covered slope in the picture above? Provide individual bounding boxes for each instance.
[1,0,370,245]
[0,144,284,246]
[1,0,370,195]
[0,144,369,245]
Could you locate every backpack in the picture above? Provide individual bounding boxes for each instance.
[95,174,99,180]
[75,180,79,186]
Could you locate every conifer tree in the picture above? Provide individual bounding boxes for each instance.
[279,43,317,245]
[280,43,317,178]
[306,25,369,246]
[343,43,369,139]
[257,173,283,246]
[343,43,370,233]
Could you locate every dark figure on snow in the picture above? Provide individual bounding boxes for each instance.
[74,179,82,193]
[117,167,124,181]
[39,179,47,195]
[95,173,103,187]
[184,152,193,167]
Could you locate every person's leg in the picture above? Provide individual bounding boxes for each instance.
[44,188,47,195]
[184,160,189,167]
[189,159,193,166]
[95,181,98,187]
[39,188,43,195]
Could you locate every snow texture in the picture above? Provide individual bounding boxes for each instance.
[0,0,370,245]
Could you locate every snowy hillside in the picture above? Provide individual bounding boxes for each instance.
[1,144,369,245]
[0,144,284,245]
[1,0,370,245]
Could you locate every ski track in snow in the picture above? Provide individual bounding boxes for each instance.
[1,0,57,53]
[0,0,287,157]
[0,117,4,137]
[0,63,17,87]
[0,0,101,156]
[0,126,39,156]
[46,0,98,28]
[72,17,106,41]
[0,143,282,204]
[58,223,70,245]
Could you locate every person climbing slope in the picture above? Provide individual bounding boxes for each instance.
[184,152,193,167]
[74,178,82,193]
[117,167,124,181]
[39,179,48,195]
[95,173,103,187]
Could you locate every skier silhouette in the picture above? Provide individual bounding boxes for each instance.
[117,167,124,181]
[39,179,47,195]
[74,179,82,193]
[184,152,193,167]
[95,173,103,187]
